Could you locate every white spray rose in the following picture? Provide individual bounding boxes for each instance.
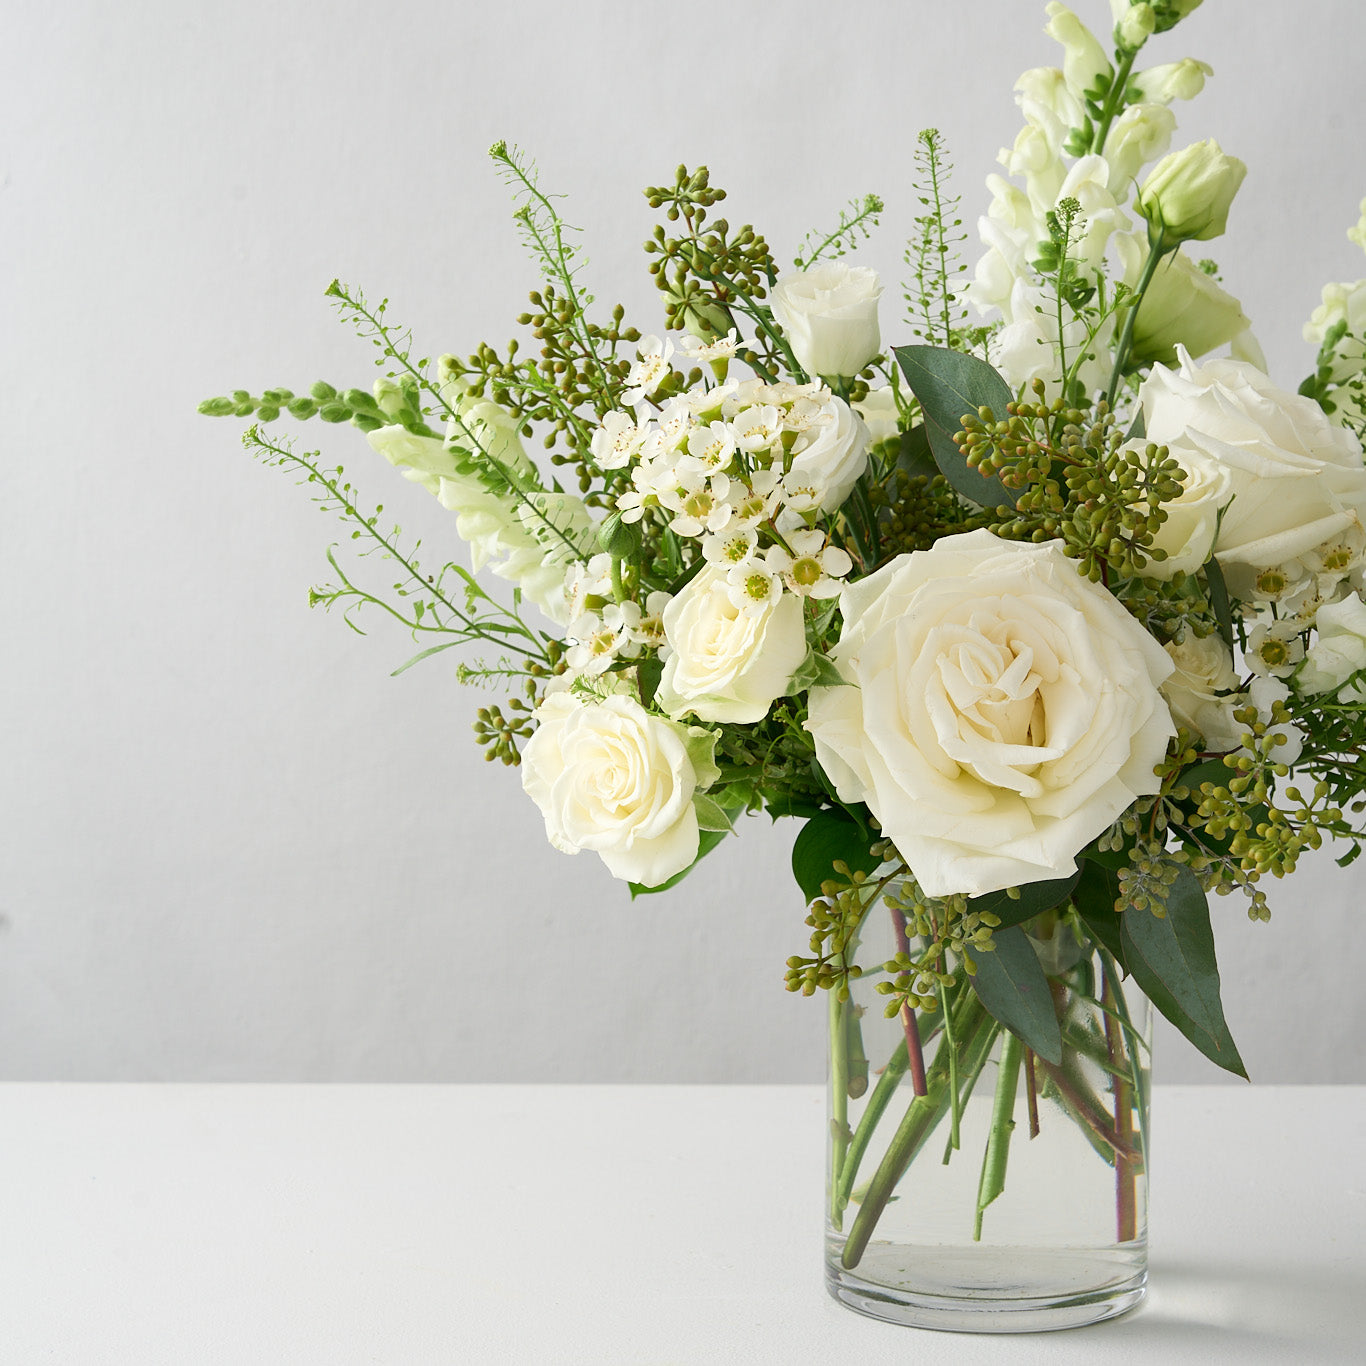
[1161,632,1243,751]
[655,563,807,724]
[770,263,883,378]
[1137,140,1246,243]
[521,693,717,887]
[1140,349,1366,595]
[1140,443,1232,579]
[784,396,871,514]
[805,530,1175,897]
[1298,592,1366,703]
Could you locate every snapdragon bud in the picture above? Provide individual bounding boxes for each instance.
[1151,0,1204,33]
[1132,57,1211,104]
[1045,2,1111,97]
[1138,139,1246,244]
[1117,2,1156,50]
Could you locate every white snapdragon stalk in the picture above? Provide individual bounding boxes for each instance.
[1044,3,1111,98]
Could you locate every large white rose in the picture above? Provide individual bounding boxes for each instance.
[784,396,871,514]
[805,530,1175,897]
[1139,443,1232,580]
[656,563,807,724]
[521,693,713,886]
[770,263,882,378]
[1140,349,1366,595]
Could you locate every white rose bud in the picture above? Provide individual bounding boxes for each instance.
[656,563,807,724]
[521,694,717,887]
[1161,632,1243,752]
[1138,139,1246,244]
[785,396,871,514]
[1299,592,1366,703]
[806,530,1175,897]
[770,263,882,379]
[1131,58,1212,106]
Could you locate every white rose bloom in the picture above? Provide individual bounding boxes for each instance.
[1140,443,1232,579]
[806,530,1175,897]
[1161,632,1243,752]
[656,563,807,724]
[1140,348,1366,596]
[785,396,871,513]
[521,693,714,886]
[770,263,883,378]
[1298,591,1366,703]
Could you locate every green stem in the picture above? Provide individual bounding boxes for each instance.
[1105,231,1167,410]
[939,981,962,1152]
[1090,47,1139,156]
[1102,964,1138,1243]
[829,993,851,1227]
[840,990,997,1270]
[835,1039,909,1214]
[974,1030,1024,1240]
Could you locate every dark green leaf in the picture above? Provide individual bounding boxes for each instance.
[791,809,881,905]
[1119,867,1247,1078]
[1204,557,1234,652]
[1125,408,1145,441]
[1073,860,1127,969]
[636,655,664,709]
[761,792,824,821]
[896,423,939,482]
[970,926,1063,1065]
[893,344,1016,508]
[968,867,1081,930]
[629,828,728,899]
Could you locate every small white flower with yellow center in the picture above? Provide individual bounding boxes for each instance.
[566,603,639,676]
[678,330,740,364]
[624,335,676,405]
[662,473,734,539]
[783,395,834,438]
[765,530,853,599]
[687,419,737,471]
[591,411,645,470]
[628,591,672,650]
[778,472,824,519]
[560,553,615,622]
[731,403,783,454]
[725,560,784,616]
[655,396,694,451]
[728,470,782,527]
[1246,619,1306,679]
[701,526,759,568]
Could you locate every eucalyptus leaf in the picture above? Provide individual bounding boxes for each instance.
[969,925,1063,1065]
[1119,867,1247,1078]
[893,345,1017,509]
[791,809,880,905]
[1073,860,1127,970]
[896,423,939,483]
[968,867,1081,930]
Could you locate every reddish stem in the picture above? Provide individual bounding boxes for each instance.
[1024,1048,1041,1139]
[889,905,929,1096]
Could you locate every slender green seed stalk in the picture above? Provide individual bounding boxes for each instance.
[974,1030,1024,1241]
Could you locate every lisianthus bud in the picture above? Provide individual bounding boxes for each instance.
[1130,250,1249,364]
[770,262,882,379]
[1138,140,1246,244]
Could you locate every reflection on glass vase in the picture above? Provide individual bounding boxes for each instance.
[824,896,1151,1334]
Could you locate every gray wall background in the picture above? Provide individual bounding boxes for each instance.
[3,0,1364,1083]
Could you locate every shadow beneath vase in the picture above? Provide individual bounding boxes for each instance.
[1106,1257,1366,1361]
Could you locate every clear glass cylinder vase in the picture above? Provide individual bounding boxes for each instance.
[824,902,1151,1333]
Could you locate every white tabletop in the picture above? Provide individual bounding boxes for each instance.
[0,1084,1360,1364]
